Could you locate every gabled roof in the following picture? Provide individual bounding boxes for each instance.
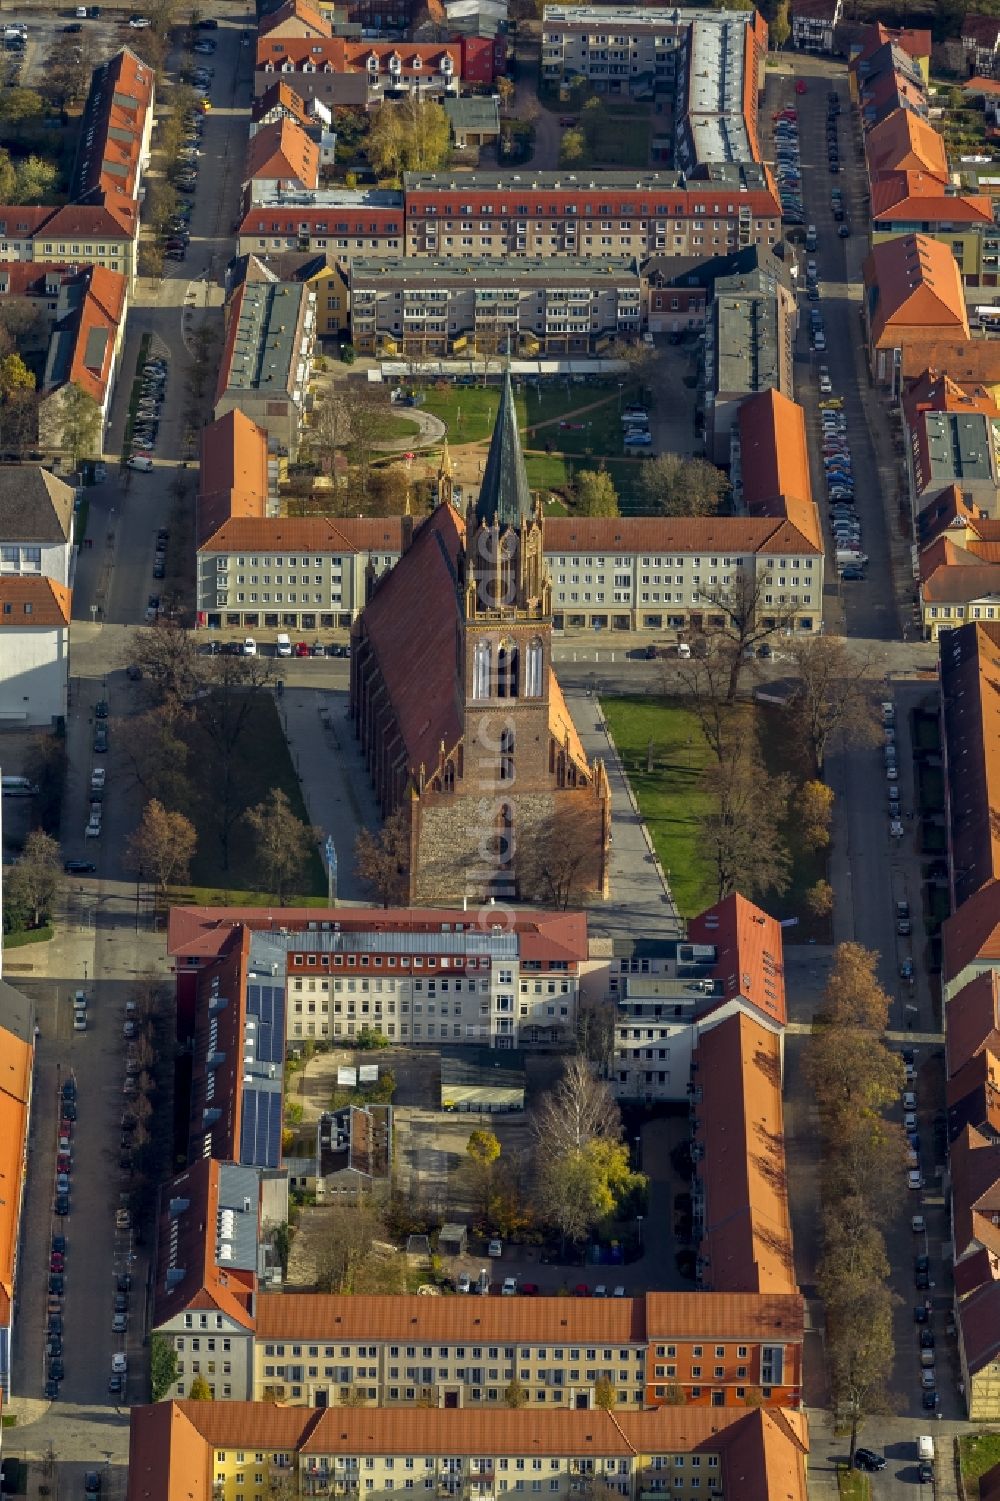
[199,516,407,554]
[0,465,74,542]
[0,1021,32,1329]
[40,199,138,239]
[258,0,331,37]
[870,171,994,225]
[902,341,1000,387]
[940,621,1000,899]
[854,20,932,62]
[963,13,1000,47]
[690,892,787,1027]
[151,1157,256,1332]
[251,79,312,127]
[73,47,154,206]
[694,1013,796,1295]
[951,1122,1000,1264]
[197,409,269,547]
[544,516,821,557]
[943,876,1000,986]
[865,109,948,179]
[863,233,970,350]
[959,1278,1000,1375]
[0,577,71,629]
[916,485,976,548]
[475,368,535,529]
[42,263,127,407]
[736,388,821,552]
[245,117,319,190]
[922,558,1000,603]
[903,369,1000,428]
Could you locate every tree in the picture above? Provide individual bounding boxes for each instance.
[805,879,834,919]
[799,779,834,849]
[121,703,194,809]
[193,651,274,870]
[466,1127,502,1222]
[804,1024,903,1124]
[826,1281,898,1463]
[0,87,42,124]
[560,128,587,164]
[0,148,16,204]
[57,382,102,468]
[504,1377,529,1408]
[536,1137,643,1252]
[0,353,35,401]
[784,636,881,774]
[770,0,791,47]
[314,1198,388,1293]
[531,1057,622,1160]
[354,808,411,906]
[660,1382,687,1405]
[694,572,798,703]
[188,1374,213,1401]
[674,649,739,767]
[243,789,314,902]
[496,76,515,109]
[367,96,451,177]
[127,620,202,703]
[517,811,600,910]
[126,799,197,894]
[637,453,728,518]
[575,470,619,517]
[150,1334,179,1400]
[5,830,61,930]
[698,747,791,901]
[594,1376,617,1411]
[822,943,891,1032]
[14,156,58,204]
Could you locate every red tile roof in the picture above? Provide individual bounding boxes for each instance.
[0,1023,31,1330]
[151,1157,256,1332]
[245,118,320,190]
[199,516,408,554]
[41,199,139,239]
[689,892,787,1027]
[963,14,1000,48]
[258,0,331,36]
[545,516,821,557]
[870,171,994,225]
[922,559,1000,604]
[903,369,1000,429]
[943,877,1000,988]
[940,622,1000,901]
[865,110,948,179]
[0,576,71,628]
[736,389,821,552]
[255,35,463,78]
[856,21,932,61]
[863,233,970,350]
[76,47,154,207]
[902,341,1000,387]
[167,904,590,965]
[58,264,126,407]
[197,409,270,546]
[694,1013,796,1295]
[251,80,312,127]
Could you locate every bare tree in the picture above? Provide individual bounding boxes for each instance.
[126,620,202,704]
[531,1057,621,1158]
[783,636,882,773]
[243,788,315,903]
[698,746,791,901]
[354,809,411,906]
[518,812,598,908]
[694,573,798,702]
[673,649,738,766]
[126,799,197,894]
[193,653,274,871]
[120,702,194,808]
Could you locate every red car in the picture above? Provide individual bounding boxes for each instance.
[50,1251,64,1272]
[574,1283,591,1297]
[56,1153,71,1174]
[795,79,807,94]
[521,1282,539,1296]
[294,641,310,657]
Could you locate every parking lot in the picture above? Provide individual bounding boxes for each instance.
[1,9,131,90]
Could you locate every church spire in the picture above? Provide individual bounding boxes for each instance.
[437,436,454,509]
[475,367,534,530]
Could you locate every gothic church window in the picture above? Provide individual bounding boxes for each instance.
[497,640,519,698]
[525,637,543,698]
[473,640,491,700]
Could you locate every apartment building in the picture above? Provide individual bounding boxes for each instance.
[902,373,1000,522]
[152,1283,803,1410]
[0,202,139,284]
[705,266,796,463]
[0,466,75,587]
[0,576,72,726]
[253,36,497,109]
[0,1004,34,1398]
[347,256,641,358]
[214,279,316,457]
[542,515,821,636]
[862,234,970,393]
[403,169,782,263]
[127,1401,810,1501]
[38,264,127,457]
[870,173,1000,290]
[539,7,768,159]
[606,893,787,1105]
[245,119,321,195]
[236,188,404,261]
[920,539,1000,640]
[168,906,593,1052]
[939,621,1000,915]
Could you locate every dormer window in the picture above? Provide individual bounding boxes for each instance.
[388,52,402,71]
[367,53,378,70]
[440,53,454,72]
[412,54,422,69]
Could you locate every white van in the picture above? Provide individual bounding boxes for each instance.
[677,642,692,659]
[127,455,153,472]
[917,1437,934,1462]
[276,633,292,658]
[1,775,38,796]
[835,549,867,565]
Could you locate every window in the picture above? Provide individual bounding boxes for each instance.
[497,639,519,698]
[473,639,491,699]
[499,727,514,782]
[524,636,543,697]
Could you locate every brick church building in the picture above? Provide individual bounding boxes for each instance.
[349,373,610,906]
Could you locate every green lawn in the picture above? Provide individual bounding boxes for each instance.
[600,696,833,933]
[381,413,423,441]
[418,379,645,447]
[584,113,651,168]
[601,696,717,917]
[177,693,327,898]
[836,1466,870,1501]
[960,1433,1000,1497]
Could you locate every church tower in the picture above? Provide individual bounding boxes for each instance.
[436,437,455,510]
[458,369,554,890]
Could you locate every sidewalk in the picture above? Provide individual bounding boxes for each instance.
[278,685,380,902]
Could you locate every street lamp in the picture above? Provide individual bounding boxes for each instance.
[636,1215,643,1252]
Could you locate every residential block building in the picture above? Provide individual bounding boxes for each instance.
[962,14,1000,76]
[869,172,1000,290]
[195,409,402,632]
[37,264,127,457]
[214,279,317,456]
[167,904,594,1053]
[0,466,75,587]
[939,621,1000,914]
[705,265,796,463]
[347,256,642,358]
[862,234,970,393]
[0,1004,33,1398]
[236,188,404,262]
[0,577,72,726]
[253,36,497,108]
[127,1400,810,1501]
